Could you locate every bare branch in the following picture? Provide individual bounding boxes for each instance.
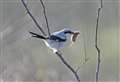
[83,33,89,64]
[55,51,80,82]
[100,0,103,8]
[39,0,51,36]
[21,0,46,36]
[75,33,90,73]
[75,57,89,73]
[95,0,103,82]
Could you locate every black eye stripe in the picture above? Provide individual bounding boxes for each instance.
[64,31,72,34]
[49,35,66,42]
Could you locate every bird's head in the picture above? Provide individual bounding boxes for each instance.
[63,28,80,43]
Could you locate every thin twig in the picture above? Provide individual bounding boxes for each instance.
[75,33,90,73]
[21,0,46,36]
[95,0,103,82]
[56,51,80,82]
[83,33,89,63]
[39,0,51,36]
[75,57,89,73]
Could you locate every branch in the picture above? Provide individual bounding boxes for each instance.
[39,0,51,36]
[75,33,90,73]
[55,51,80,82]
[95,0,103,82]
[21,0,46,36]
[83,33,90,64]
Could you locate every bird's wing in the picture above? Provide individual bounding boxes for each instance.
[52,29,66,40]
[49,35,66,42]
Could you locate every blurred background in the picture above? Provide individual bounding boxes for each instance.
[0,0,119,82]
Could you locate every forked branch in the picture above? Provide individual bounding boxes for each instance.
[95,0,103,82]
[39,0,51,36]
[21,0,46,36]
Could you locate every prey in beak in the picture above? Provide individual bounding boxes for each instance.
[71,31,80,42]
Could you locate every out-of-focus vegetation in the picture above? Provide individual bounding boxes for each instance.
[0,0,119,82]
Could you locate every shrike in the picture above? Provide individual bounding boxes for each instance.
[29,28,79,53]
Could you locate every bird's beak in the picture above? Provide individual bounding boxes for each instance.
[71,31,80,42]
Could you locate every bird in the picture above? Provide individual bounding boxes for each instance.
[29,28,80,53]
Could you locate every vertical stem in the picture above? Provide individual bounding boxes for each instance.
[83,33,87,63]
[95,0,103,81]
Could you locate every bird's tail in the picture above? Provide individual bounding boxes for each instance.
[29,32,47,39]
